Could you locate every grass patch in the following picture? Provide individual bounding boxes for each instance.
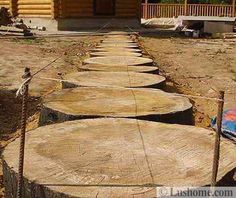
[11,38,45,45]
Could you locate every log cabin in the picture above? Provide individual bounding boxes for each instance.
[0,0,141,30]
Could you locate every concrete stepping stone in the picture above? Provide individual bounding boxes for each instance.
[3,118,236,197]
[78,64,159,74]
[90,51,142,57]
[83,56,153,66]
[62,71,165,89]
[39,87,192,126]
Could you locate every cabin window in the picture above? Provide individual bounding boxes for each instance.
[94,0,115,16]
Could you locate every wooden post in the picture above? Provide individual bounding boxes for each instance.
[51,0,55,19]
[52,0,59,19]
[9,0,17,17]
[232,0,235,17]
[145,0,148,19]
[211,91,225,187]
[184,0,188,16]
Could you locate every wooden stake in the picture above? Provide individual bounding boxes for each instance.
[211,91,225,187]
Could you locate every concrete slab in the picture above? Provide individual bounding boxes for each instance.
[204,21,234,33]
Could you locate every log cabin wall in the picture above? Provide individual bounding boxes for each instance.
[62,0,93,18]
[17,0,52,18]
[0,0,141,30]
[1,0,141,19]
[61,0,140,19]
[0,0,10,9]
[116,0,139,17]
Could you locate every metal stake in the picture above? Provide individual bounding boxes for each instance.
[211,90,225,187]
[16,67,31,198]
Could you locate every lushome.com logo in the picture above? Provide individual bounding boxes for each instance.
[156,187,235,198]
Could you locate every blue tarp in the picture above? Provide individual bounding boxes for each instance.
[211,108,236,141]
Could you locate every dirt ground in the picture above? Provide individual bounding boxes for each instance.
[141,36,236,128]
[0,33,236,196]
[0,35,101,197]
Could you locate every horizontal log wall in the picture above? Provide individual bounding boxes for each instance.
[62,0,93,18]
[1,0,140,19]
[17,0,52,18]
[116,0,139,17]
[0,0,10,9]
[61,0,140,18]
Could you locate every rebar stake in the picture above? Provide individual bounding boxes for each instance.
[211,90,225,187]
[16,67,31,198]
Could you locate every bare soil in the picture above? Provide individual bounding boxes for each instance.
[141,37,236,128]
[0,34,236,196]
[0,36,100,197]
[141,36,236,185]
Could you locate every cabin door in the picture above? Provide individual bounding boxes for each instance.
[94,0,115,15]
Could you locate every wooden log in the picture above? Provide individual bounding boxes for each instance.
[78,64,159,74]
[62,71,165,89]
[106,31,131,35]
[3,118,236,197]
[38,87,193,126]
[102,40,135,43]
[97,43,139,48]
[83,56,153,66]
[91,48,142,53]
[106,35,131,39]
[90,51,142,57]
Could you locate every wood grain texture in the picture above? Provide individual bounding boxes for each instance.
[97,43,139,48]
[62,71,165,89]
[91,48,142,53]
[90,51,142,57]
[83,56,153,66]
[78,64,159,74]
[102,40,135,43]
[3,118,236,197]
[39,87,192,126]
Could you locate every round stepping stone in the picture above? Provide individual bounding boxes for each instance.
[102,40,134,43]
[78,64,159,74]
[39,87,192,126]
[97,43,139,48]
[91,48,142,53]
[106,35,131,38]
[106,31,130,35]
[3,118,236,197]
[97,44,139,49]
[90,51,142,57]
[62,71,165,89]
[83,56,153,66]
